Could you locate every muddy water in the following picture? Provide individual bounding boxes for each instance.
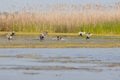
[0,48,120,80]
[0,36,120,46]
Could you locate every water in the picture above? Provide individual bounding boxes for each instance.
[0,35,120,47]
[0,48,120,80]
[0,0,120,12]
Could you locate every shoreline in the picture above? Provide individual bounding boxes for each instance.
[0,32,120,36]
[0,43,120,48]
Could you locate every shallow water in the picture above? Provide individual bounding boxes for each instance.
[0,48,120,80]
[0,36,120,46]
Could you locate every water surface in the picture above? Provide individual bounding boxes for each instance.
[0,48,120,80]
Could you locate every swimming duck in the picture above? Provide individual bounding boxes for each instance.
[86,33,92,40]
[39,31,48,40]
[78,31,86,37]
[57,36,62,40]
[6,31,15,40]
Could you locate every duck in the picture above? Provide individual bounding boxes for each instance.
[52,35,65,41]
[7,35,13,40]
[78,31,86,37]
[86,33,92,40]
[57,36,62,40]
[6,31,15,40]
[10,31,15,36]
[39,31,48,40]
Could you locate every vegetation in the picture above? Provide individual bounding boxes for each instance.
[0,43,120,48]
[0,3,120,34]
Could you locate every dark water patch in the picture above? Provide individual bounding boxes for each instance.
[23,72,40,75]
[0,66,78,70]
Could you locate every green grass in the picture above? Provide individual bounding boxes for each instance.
[8,21,120,34]
[74,21,120,34]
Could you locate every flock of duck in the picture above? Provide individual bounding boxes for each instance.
[6,31,92,41]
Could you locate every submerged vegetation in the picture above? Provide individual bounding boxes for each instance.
[0,3,120,34]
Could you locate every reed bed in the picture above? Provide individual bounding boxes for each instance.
[0,3,120,34]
